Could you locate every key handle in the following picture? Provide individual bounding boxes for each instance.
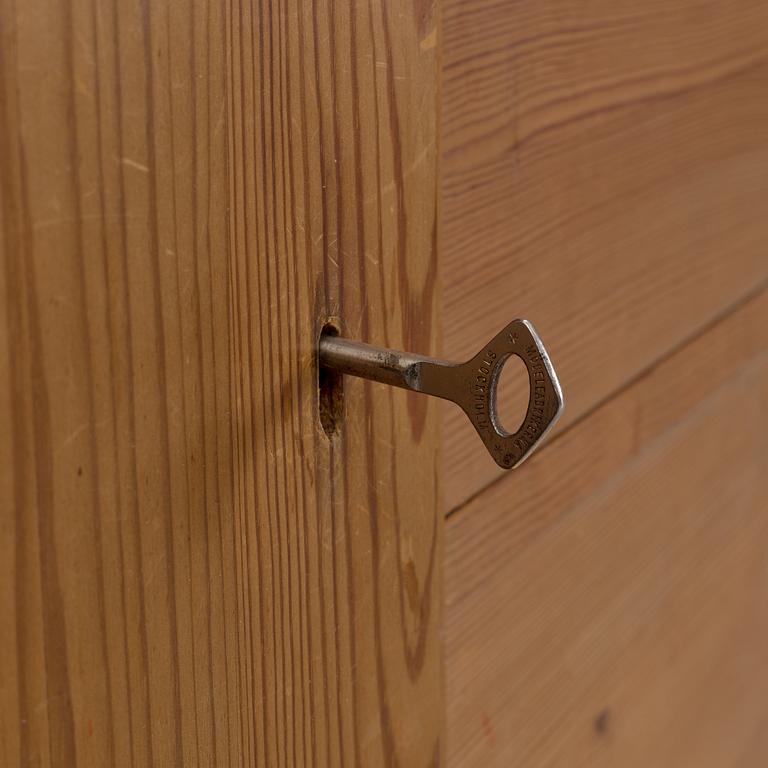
[421,320,564,468]
[318,319,564,469]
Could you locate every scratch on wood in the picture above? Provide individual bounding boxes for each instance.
[121,157,149,173]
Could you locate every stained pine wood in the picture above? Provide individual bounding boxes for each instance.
[441,0,768,509]
[445,288,768,767]
[0,1,441,766]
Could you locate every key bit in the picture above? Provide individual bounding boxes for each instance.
[318,319,564,469]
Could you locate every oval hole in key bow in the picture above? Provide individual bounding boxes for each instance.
[494,353,530,436]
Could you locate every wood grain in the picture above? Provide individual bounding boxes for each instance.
[441,0,768,509]
[445,288,768,767]
[0,1,441,766]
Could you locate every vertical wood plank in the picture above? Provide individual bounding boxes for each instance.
[0,0,441,766]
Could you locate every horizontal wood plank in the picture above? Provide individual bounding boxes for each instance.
[441,0,768,508]
[445,289,768,766]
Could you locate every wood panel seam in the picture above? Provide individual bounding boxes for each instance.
[447,275,768,517]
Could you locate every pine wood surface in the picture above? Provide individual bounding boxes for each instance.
[444,287,768,767]
[441,0,768,510]
[0,1,441,766]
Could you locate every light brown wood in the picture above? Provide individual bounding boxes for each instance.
[734,721,768,768]
[441,0,768,509]
[444,288,768,767]
[0,1,441,766]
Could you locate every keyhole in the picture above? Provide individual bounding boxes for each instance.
[319,322,344,438]
[495,354,529,435]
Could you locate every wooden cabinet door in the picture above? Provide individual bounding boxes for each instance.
[1,1,441,765]
[5,1,768,767]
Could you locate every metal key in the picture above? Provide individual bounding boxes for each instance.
[319,319,564,469]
